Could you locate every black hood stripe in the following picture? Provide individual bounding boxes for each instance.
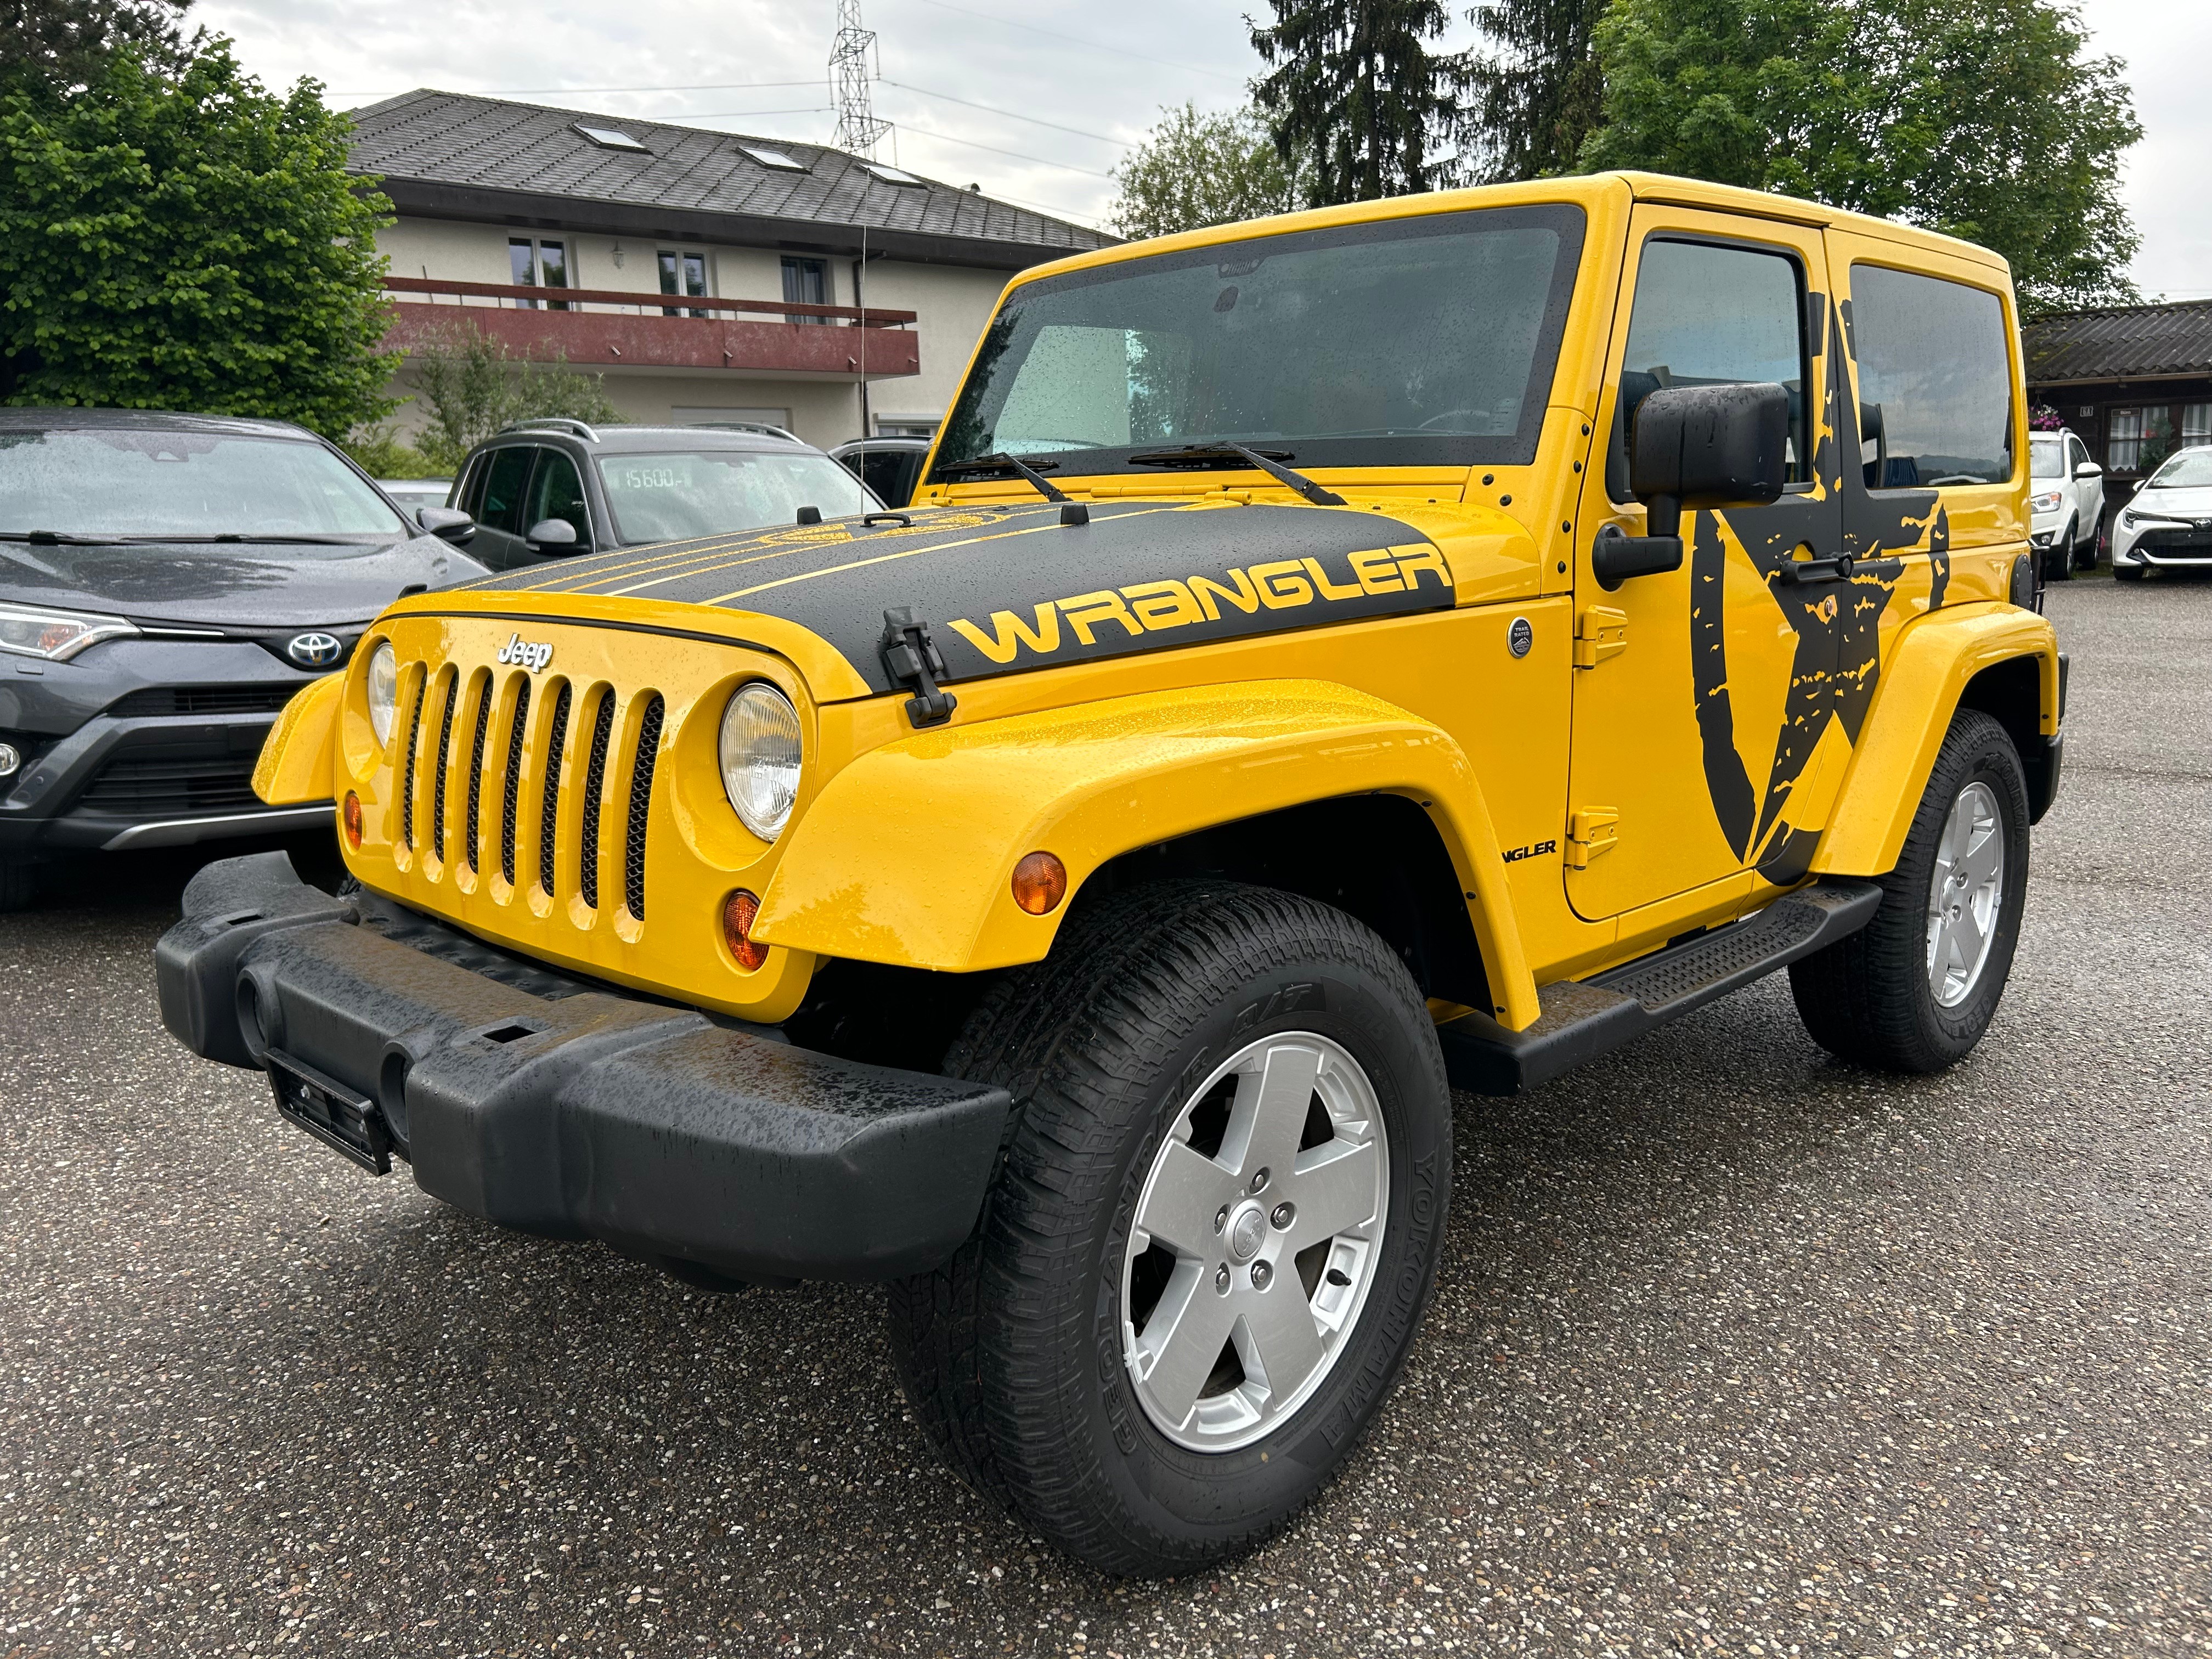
[456,498,1456,695]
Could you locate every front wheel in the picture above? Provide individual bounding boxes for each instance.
[1789,709,2029,1071]
[887,882,1452,1576]
[2043,526,2075,581]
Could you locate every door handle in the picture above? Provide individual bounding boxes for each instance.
[1778,552,1856,585]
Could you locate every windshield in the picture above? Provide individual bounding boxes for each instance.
[2144,447,2212,489]
[0,429,411,541]
[598,450,877,543]
[933,203,1585,479]
[2030,436,2064,479]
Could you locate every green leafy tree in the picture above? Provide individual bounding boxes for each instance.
[1108,103,1301,240]
[1578,0,2142,313]
[0,38,399,432]
[1250,0,1466,207]
[403,321,624,475]
[1461,0,1611,182]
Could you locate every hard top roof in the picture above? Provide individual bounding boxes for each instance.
[0,408,322,440]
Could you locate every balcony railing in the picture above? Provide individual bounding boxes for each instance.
[380,278,921,380]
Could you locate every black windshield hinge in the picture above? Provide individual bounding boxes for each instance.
[880,607,958,729]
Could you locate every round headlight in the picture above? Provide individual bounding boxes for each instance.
[366,641,398,746]
[719,683,802,842]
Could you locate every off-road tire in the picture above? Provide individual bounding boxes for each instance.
[1789,709,2029,1071]
[885,881,1452,1576]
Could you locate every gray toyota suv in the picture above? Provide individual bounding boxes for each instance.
[0,409,486,908]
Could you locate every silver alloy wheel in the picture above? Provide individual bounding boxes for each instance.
[1926,780,2005,1008]
[1120,1032,1389,1453]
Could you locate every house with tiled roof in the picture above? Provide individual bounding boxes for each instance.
[348,89,1114,448]
[2024,299,2212,505]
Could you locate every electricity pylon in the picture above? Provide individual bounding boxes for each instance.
[831,0,889,159]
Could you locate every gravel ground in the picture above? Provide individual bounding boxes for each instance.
[2,574,2208,1658]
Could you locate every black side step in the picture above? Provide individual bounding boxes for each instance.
[1438,879,1883,1096]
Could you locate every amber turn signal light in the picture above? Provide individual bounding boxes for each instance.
[1011,851,1067,916]
[342,791,363,850]
[721,889,769,970]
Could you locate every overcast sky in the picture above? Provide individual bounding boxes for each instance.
[198,0,2209,298]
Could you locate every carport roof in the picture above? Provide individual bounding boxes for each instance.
[2024,298,2212,385]
[345,89,1114,270]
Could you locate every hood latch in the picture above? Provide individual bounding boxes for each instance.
[880,607,958,729]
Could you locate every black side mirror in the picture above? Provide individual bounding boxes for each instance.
[1598,382,1791,589]
[418,506,476,545]
[526,517,579,552]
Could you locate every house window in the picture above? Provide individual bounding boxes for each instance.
[658,250,708,318]
[781,256,828,325]
[509,238,569,311]
[2185,403,2212,450]
[2108,406,2177,473]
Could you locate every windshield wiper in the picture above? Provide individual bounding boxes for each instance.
[1,531,116,545]
[1126,443,1346,506]
[934,451,1070,503]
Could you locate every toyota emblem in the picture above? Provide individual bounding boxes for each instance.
[286,631,345,668]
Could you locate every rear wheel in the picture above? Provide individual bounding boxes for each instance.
[887,881,1452,1576]
[1789,709,2029,1071]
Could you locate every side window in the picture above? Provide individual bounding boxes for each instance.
[857,448,908,506]
[1610,239,1808,503]
[477,446,534,535]
[458,455,488,518]
[1850,266,2012,488]
[2068,435,2089,473]
[522,449,590,544]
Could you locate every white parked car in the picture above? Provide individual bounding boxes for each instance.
[2029,428,2102,580]
[2110,445,2212,582]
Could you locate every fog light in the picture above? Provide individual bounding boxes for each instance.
[1011,850,1067,915]
[721,889,768,970]
[0,742,18,779]
[342,791,363,849]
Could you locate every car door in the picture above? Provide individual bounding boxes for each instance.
[2068,433,2101,543]
[1566,209,1846,923]
[509,445,594,563]
[467,444,538,569]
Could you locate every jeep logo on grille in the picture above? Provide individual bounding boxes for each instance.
[285,631,345,668]
[496,633,554,673]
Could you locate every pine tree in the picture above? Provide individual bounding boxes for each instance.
[1461,0,1610,182]
[1250,0,1465,207]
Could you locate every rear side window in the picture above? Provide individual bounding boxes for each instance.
[1850,266,2012,488]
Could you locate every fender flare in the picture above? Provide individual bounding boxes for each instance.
[1812,602,2060,877]
[253,673,343,806]
[753,678,1543,1029]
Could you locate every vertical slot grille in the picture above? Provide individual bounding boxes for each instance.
[537,681,571,899]
[624,695,663,920]
[399,674,426,849]
[578,690,614,910]
[430,672,457,861]
[464,674,490,873]
[499,678,531,887]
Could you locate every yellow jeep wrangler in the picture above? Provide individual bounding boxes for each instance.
[157,172,2063,1575]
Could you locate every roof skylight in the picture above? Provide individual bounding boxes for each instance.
[861,161,926,187]
[573,123,651,153]
[740,144,811,172]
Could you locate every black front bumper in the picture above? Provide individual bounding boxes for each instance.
[155,853,1012,1285]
